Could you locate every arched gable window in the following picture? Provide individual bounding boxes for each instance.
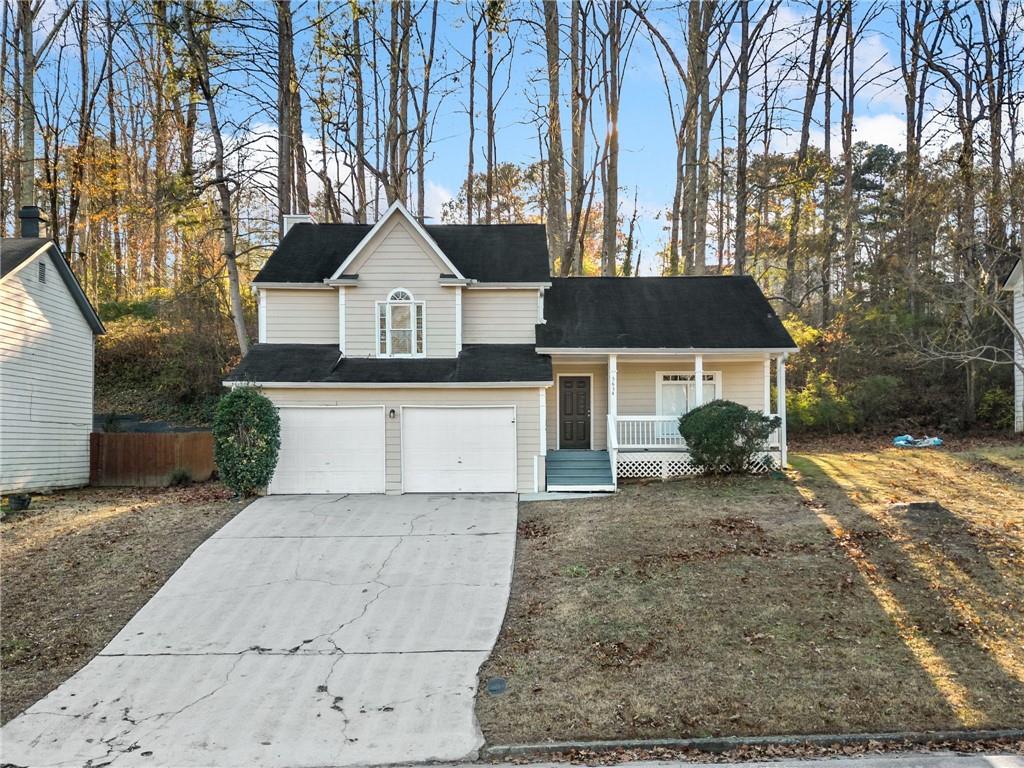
[377,288,425,357]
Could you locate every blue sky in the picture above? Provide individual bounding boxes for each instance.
[284,1,913,268]
[31,0,927,269]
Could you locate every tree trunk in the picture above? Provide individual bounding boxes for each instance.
[351,0,367,222]
[600,1,622,276]
[277,0,293,231]
[543,0,568,273]
[17,0,33,213]
[416,1,438,220]
[734,0,749,275]
[183,4,248,355]
[466,13,479,224]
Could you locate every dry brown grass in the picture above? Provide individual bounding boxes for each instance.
[0,483,247,723]
[477,444,1024,745]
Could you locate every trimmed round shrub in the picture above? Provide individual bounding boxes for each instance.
[678,400,781,474]
[212,387,281,496]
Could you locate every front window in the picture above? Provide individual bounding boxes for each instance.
[656,371,719,438]
[658,372,720,416]
[377,289,425,357]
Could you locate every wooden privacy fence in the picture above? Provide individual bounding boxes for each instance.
[90,432,215,487]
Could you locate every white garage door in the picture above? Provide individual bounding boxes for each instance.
[270,406,385,494]
[402,406,517,493]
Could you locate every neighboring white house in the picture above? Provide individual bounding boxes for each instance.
[1,208,105,494]
[1003,258,1023,432]
[226,202,798,494]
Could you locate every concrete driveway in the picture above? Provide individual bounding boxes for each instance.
[1,493,517,767]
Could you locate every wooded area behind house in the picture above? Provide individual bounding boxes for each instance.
[1,0,1022,430]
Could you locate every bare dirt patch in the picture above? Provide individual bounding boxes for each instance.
[1,483,247,723]
[477,447,1024,745]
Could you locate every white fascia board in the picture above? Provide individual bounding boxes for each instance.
[253,281,334,290]
[223,380,554,389]
[465,282,552,289]
[536,346,800,355]
[0,242,50,284]
[328,200,465,280]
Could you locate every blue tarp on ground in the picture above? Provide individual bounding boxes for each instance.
[893,434,944,448]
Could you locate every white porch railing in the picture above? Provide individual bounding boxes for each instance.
[614,414,783,452]
[615,415,687,449]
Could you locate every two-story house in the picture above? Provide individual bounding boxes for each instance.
[226,202,797,494]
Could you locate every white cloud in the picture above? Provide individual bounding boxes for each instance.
[853,113,905,149]
[423,181,454,223]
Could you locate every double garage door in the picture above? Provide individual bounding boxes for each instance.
[269,405,517,494]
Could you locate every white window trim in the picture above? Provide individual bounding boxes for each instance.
[376,288,426,358]
[655,370,722,416]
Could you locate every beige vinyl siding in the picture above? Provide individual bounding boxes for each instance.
[342,218,457,357]
[462,289,539,344]
[1015,286,1023,432]
[1,252,94,492]
[261,387,541,493]
[545,363,608,450]
[263,288,338,344]
[618,361,767,414]
[544,357,769,451]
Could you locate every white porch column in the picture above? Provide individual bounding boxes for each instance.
[607,354,618,419]
[454,286,463,353]
[763,355,771,415]
[694,353,704,407]
[776,354,788,467]
[539,387,547,456]
[258,288,267,343]
[337,287,345,353]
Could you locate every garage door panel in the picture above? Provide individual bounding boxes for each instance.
[402,407,516,493]
[270,407,385,494]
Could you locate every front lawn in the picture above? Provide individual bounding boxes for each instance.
[1,483,248,723]
[477,442,1024,745]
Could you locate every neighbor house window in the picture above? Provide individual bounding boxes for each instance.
[377,288,425,357]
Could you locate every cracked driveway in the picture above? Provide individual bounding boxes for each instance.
[0,494,518,767]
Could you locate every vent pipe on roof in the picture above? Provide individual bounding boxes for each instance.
[281,214,316,239]
[18,206,48,238]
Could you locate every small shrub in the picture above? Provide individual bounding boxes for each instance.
[212,388,281,496]
[678,400,781,474]
[98,298,158,322]
[977,387,1014,431]
[787,373,855,434]
[847,374,901,429]
[169,468,193,486]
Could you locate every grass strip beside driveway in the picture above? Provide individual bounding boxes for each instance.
[1,483,247,723]
[477,445,1024,744]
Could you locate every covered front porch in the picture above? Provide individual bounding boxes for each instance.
[541,352,789,492]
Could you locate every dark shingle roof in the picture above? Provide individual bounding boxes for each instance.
[226,344,552,384]
[1,237,50,277]
[254,222,550,284]
[1,238,105,334]
[537,276,796,349]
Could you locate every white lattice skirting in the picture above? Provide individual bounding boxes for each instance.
[617,451,779,479]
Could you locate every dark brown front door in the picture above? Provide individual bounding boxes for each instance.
[559,376,591,449]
